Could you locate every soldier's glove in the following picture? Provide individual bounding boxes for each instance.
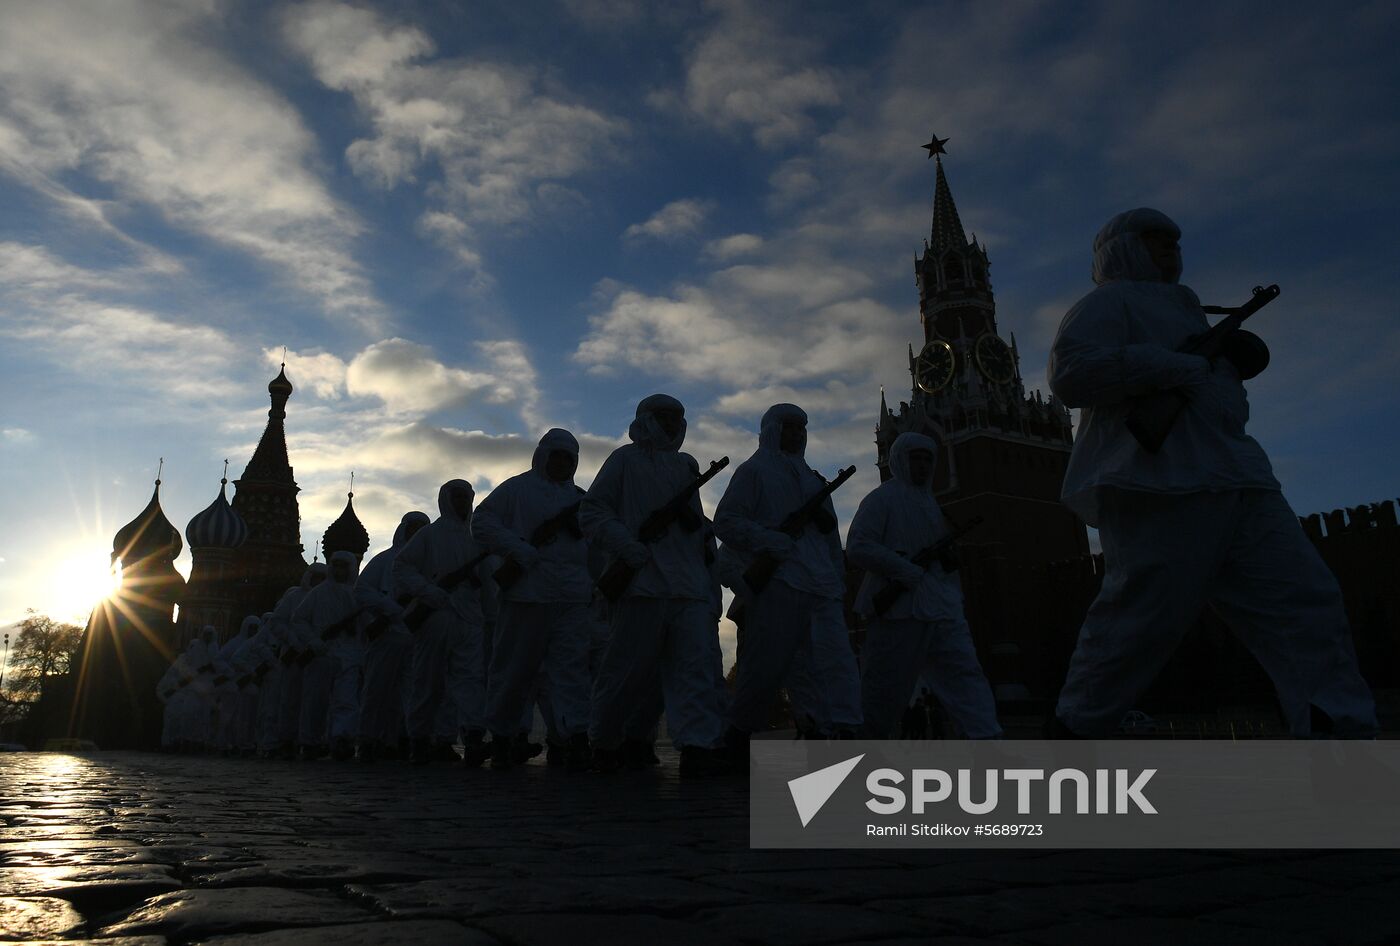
[1221,329,1270,381]
[895,563,924,588]
[757,533,796,562]
[421,586,452,610]
[619,542,651,570]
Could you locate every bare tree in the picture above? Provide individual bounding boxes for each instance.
[2,610,84,710]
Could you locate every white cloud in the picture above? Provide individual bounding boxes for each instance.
[265,347,348,401]
[0,242,115,292]
[702,233,763,261]
[711,380,867,418]
[676,0,840,148]
[283,1,627,267]
[623,198,713,243]
[574,259,902,389]
[0,241,248,408]
[767,158,820,210]
[0,0,383,327]
[344,338,534,416]
[1,428,34,444]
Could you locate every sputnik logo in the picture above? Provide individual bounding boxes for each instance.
[787,754,865,827]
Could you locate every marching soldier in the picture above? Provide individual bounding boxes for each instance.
[715,403,863,759]
[1047,208,1377,738]
[581,394,728,776]
[847,432,1000,739]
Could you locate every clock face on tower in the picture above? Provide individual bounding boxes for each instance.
[914,339,956,394]
[974,333,1015,385]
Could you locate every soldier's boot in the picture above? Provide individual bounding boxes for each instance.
[489,733,514,770]
[565,733,591,773]
[460,729,489,768]
[591,745,622,774]
[511,732,542,765]
[408,737,433,765]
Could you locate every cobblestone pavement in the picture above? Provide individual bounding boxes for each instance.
[2,750,1398,945]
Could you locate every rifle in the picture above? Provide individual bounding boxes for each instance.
[319,606,366,641]
[363,595,413,642]
[870,515,984,617]
[401,549,493,632]
[742,465,858,595]
[492,499,584,592]
[1125,284,1280,453]
[596,457,730,602]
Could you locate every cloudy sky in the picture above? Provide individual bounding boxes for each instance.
[2,1,1398,646]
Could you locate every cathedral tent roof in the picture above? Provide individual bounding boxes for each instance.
[238,366,296,487]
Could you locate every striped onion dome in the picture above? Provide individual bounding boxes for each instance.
[186,478,249,550]
[322,491,369,561]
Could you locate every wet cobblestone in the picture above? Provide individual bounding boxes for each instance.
[2,751,1397,944]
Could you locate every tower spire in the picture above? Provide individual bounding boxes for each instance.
[930,152,968,255]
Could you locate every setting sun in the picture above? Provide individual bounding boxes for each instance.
[43,548,121,625]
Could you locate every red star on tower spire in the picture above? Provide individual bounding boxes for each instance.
[922,134,950,159]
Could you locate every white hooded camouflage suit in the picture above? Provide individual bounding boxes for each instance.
[1049,208,1377,737]
[848,431,1000,738]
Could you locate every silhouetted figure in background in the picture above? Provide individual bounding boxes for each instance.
[395,481,493,763]
[268,563,327,758]
[214,616,257,753]
[290,550,361,759]
[1047,208,1378,738]
[849,432,1001,739]
[475,429,593,771]
[718,404,863,755]
[354,510,429,762]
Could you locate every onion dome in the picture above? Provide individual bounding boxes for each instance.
[113,474,182,567]
[268,364,294,398]
[321,488,369,561]
[186,472,249,550]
